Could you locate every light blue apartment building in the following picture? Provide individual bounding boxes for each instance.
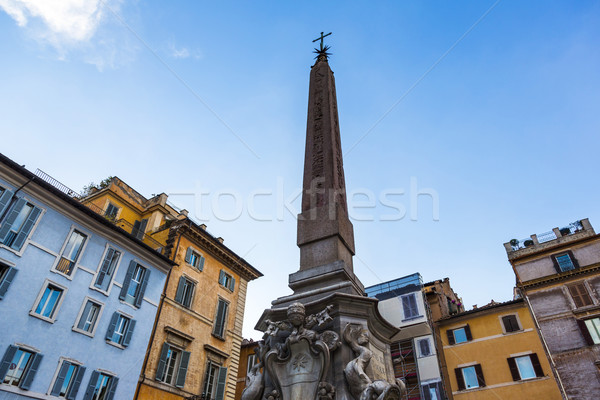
[0,153,174,400]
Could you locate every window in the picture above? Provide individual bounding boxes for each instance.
[568,283,593,308]
[418,338,431,357]
[501,314,521,333]
[94,247,121,292]
[507,354,544,381]
[104,203,119,221]
[55,230,87,276]
[131,219,148,240]
[0,198,41,251]
[577,317,600,345]
[119,261,150,308]
[402,293,419,319]
[174,276,195,308]
[552,252,579,272]
[218,270,235,291]
[155,343,190,388]
[455,364,485,390]
[31,280,66,322]
[202,361,227,400]
[247,354,257,375]
[212,298,229,339]
[105,312,136,347]
[447,325,472,345]
[0,345,43,390]
[185,247,205,270]
[422,381,443,400]
[75,299,103,336]
[82,371,118,400]
[0,261,17,300]
[50,359,86,399]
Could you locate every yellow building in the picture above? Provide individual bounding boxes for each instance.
[233,339,261,400]
[437,299,562,400]
[81,178,263,400]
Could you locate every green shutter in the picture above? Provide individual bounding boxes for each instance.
[83,370,100,400]
[0,266,17,299]
[105,312,119,341]
[0,345,18,381]
[19,352,43,390]
[219,270,225,285]
[214,367,228,400]
[198,256,205,271]
[67,366,86,400]
[213,300,227,337]
[229,277,235,292]
[50,361,72,395]
[0,189,13,217]
[11,206,41,250]
[155,343,170,381]
[174,276,186,304]
[106,376,119,400]
[175,351,191,388]
[135,268,150,308]
[185,247,192,263]
[119,261,136,301]
[122,319,136,347]
[0,198,26,243]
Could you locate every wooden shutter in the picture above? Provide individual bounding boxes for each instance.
[576,319,595,345]
[568,284,592,308]
[198,256,205,271]
[123,319,136,347]
[67,366,86,400]
[11,206,41,250]
[213,300,228,337]
[0,266,17,299]
[219,270,225,286]
[214,367,228,400]
[137,219,148,239]
[50,361,72,395]
[0,198,26,243]
[0,345,18,381]
[454,368,465,390]
[83,370,100,400]
[175,351,191,388]
[474,364,485,387]
[105,312,119,341]
[135,268,150,308]
[96,248,115,287]
[106,376,119,400]
[507,357,520,381]
[77,301,93,330]
[185,247,192,263]
[530,353,544,377]
[0,189,13,217]
[119,261,136,301]
[464,324,473,341]
[446,329,455,345]
[155,343,170,381]
[174,276,186,304]
[229,276,236,291]
[20,352,43,390]
[502,315,520,332]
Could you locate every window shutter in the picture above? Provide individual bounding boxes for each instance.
[229,277,236,292]
[175,350,191,388]
[577,319,594,345]
[422,384,431,400]
[198,256,205,271]
[214,366,228,400]
[569,284,592,308]
[122,319,136,347]
[83,370,100,400]
[106,376,119,400]
[454,368,465,390]
[96,248,115,287]
[138,219,148,239]
[155,343,170,381]
[474,364,485,387]
[0,345,18,381]
[119,261,136,301]
[530,353,544,377]
[77,301,93,330]
[0,189,13,217]
[11,206,41,250]
[503,315,519,332]
[185,247,192,263]
[50,361,72,395]
[446,329,455,345]
[0,266,17,299]
[67,366,86,400]
[507,357,520,381]
[0,198,26,243]
[464,324,473,341]
[219,270,225,285]
[19,352,43,390]
[175,276,186,304]
[105,312,119,341]
[135,268,150,308]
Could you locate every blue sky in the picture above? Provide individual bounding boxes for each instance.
[1,1,599,339]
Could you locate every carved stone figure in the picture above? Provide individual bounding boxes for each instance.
[343,324,401,400]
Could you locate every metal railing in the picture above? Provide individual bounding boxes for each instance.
[34,169,80,198]
[114,219,162,249]
[509,220,584,251]
[536,230,557,244]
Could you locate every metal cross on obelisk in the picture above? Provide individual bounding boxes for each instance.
[312,31,332,51]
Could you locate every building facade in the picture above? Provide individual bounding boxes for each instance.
[0,154,173,400]
[436,299,563,399]
[505,218,600,399]
[366,273,446,400]
[81,178,262,400]
[233,339,260,400]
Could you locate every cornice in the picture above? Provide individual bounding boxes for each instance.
[519,263,600,290]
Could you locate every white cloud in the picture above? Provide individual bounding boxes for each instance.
[167,41,202,60]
